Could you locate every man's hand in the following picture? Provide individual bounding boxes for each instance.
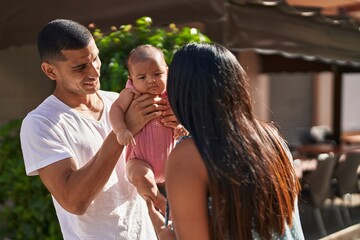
[125,94,168,135]
[160,108,181,129]
[159,107,189,139]
[174,125,189,140]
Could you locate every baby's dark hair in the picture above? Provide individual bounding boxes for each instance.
[37,19,93,62]
[126,44,165,72]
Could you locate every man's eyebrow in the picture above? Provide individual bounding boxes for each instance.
[72,52,99,69]
[72,63,88,69]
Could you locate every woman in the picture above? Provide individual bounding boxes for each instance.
[149,43,304,240]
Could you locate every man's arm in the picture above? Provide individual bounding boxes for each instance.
[38,94,169,215]
[38,132,122,215]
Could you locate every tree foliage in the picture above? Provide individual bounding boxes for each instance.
[92,16,211,92]
[0,119,62,239]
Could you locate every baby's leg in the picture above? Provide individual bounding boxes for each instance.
[126,158,166,214]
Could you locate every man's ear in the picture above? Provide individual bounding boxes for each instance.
[41,62,57,80]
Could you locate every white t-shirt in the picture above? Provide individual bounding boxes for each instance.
[20,90,157,240]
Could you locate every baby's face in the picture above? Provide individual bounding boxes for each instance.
[129,55,167,95]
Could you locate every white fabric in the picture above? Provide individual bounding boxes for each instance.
[20,90,157,240]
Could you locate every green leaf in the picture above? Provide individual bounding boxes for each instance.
[93,16,212,92]
[0,119,62,239]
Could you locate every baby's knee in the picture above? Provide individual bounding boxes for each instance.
[126,158,154,182]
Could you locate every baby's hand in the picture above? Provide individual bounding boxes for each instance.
[174,125,189,140]
[116,129,136,146]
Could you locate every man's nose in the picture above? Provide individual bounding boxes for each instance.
[89,61,100,79]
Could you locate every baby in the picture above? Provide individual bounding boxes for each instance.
[110,44,187,213]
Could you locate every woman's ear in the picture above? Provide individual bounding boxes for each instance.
[41,61,57,80]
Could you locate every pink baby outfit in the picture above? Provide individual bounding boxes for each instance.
[125,80,175,183]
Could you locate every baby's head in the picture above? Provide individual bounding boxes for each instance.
[126,44,168,95]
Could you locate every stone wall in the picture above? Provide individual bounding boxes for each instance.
[0,45,54,126]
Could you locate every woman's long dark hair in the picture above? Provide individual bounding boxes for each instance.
[167,43,300,239]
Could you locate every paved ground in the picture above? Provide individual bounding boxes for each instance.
[299,194,360,240]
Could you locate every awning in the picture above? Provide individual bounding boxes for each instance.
[1,0,360,69]
[222,1,360,68]
[0,0,224,50]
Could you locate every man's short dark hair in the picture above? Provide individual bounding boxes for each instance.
[37,19,93,62]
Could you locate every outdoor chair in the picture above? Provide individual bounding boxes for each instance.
[300,152,337,237]
[330,150,360,225]
[310,125,335,144]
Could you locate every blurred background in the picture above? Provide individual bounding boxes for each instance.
[1,0,360,239]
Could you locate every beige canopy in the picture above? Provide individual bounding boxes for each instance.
[1,0,360,66]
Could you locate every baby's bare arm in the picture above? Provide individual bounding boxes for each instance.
[110,89,137,145]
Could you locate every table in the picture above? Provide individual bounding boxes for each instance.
[293,143,360,178]
[342,134,360,144]
[296,143,360,158]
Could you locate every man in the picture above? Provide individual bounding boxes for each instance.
[20,19,174,239]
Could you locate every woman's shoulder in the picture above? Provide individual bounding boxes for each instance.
[170,137,198,160]
[166,137,207,183]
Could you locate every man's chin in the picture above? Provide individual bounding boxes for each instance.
[84,87,100,94]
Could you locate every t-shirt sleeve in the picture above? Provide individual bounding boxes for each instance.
[20,115,73,176]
